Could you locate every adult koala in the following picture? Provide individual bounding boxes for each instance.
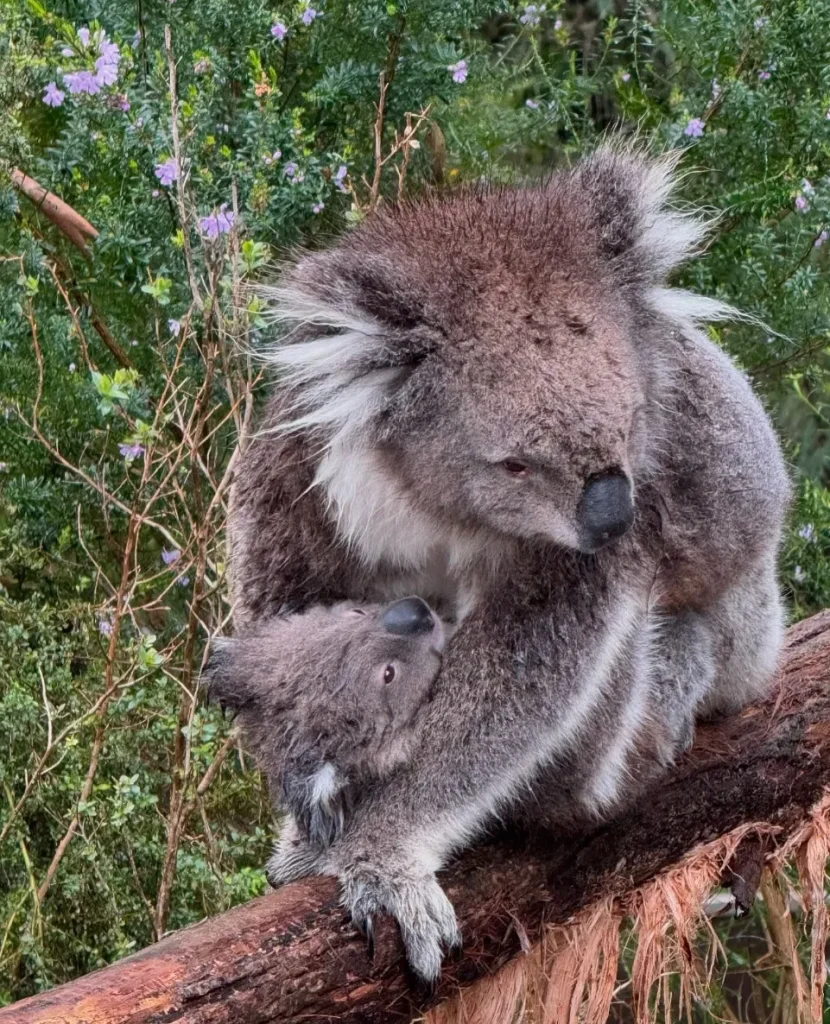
[229,147,790,982]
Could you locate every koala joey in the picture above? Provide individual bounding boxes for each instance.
[204,596,446,849]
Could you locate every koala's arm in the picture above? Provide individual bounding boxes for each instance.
[229,401,367,623]
[269,558,643,983]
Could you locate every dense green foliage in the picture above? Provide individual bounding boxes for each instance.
[2,0,830,1013]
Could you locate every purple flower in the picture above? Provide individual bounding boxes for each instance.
[758,69,771,81]
[43,82,65,107]
[64,70,102,95]
[621,72,631,83]
[78,27,91,47]
[284,161,298,178]
[119,442,145,460]
[271,22,288,40]
[815,230,828,248]
[525,99,540,109]
[200,203,236,239]
[520,4,545,27]
[154,159,178,187]
[754,15,769,28]
[61,47,75,57]
[168,319,181,337]
[795,195,810,212]
[132,30,142,49]
[98,615,114,636]
[798,523,816,542]
[98,38,120,63]
[449,59,468,84]
[301,6,320,25]
[802,178,815,196]
[152,189,160,197]
[162,548,181,565]
[312,201,325,213]
[178,575,191,587]
[334,164,348,191]
[554,17,563,29]
[684,117,705,138]
[95,59,119,87]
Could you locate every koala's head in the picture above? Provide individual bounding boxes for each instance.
[265,147,720,556]
[203,597,446,778]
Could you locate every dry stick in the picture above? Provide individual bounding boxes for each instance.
[0,676,141,850]
[10,169,98,257]
[37,432,153,905]
[153,296,220,937]
[164,24,203,313]
[11,183,132,369]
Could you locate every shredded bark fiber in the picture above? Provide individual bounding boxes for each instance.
[426,803,830,1024]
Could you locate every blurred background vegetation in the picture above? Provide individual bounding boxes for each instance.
[1,0,830,1016]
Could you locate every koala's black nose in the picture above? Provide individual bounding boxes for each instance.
[382,597,435,635]
[578,471,634,550]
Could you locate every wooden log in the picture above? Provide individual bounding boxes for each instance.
[3,610,830,1024]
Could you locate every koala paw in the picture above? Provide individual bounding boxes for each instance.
[341,861,461,984]
[266,817,325,887]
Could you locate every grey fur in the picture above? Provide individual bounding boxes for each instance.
[204,601,445,847]
[229,146,791,981]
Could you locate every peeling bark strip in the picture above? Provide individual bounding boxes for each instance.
[3,610,830,1024]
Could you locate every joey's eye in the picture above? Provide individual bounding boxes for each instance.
[500,459,531,477]
[383,664,396,684]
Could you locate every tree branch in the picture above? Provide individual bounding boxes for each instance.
[3,610,830,1024]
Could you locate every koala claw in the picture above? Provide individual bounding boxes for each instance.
[656,713,696,767]
[342,863,461,984]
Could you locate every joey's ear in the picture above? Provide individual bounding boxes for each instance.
[201,637,251,713]
[576,146,710,284]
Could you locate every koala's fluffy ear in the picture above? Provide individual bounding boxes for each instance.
[256,249,435,436]
[576,146,710,284]
[202,637,252,714]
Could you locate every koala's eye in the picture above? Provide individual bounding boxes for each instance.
[348,607,368,617]
[383,664,396,684]
[500,459,531,478]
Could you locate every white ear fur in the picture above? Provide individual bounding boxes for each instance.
[256,281,401,437]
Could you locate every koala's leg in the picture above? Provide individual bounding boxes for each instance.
[696,555,785,720]
[647,610,716,765]
[268,572,648,984]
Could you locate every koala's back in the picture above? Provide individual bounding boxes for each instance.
[647,323,791,610]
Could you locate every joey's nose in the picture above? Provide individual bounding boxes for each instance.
[578,472,634,550]
[382,597,435,635]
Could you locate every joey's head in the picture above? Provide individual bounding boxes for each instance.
[264,147,716,556]
[203,597,446,777]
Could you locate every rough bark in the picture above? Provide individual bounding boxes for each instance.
[3,610,830,1024]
